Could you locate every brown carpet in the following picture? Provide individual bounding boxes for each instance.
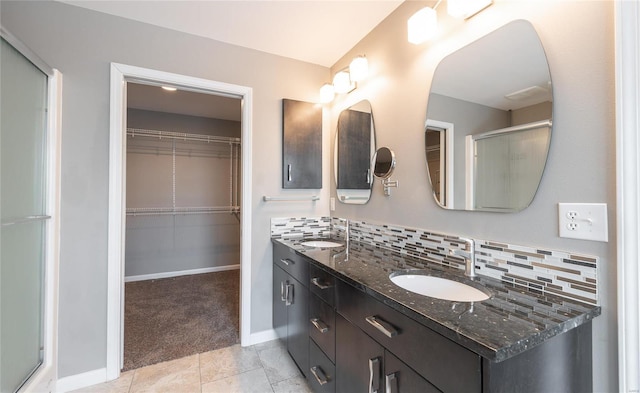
[123,270,240,371]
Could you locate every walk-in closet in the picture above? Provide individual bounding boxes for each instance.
[123,83,241,370]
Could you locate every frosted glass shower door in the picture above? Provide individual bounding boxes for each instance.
[0,37,49,392]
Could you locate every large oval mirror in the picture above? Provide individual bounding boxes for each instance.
[425,20,552,212]
[335,100,376,204]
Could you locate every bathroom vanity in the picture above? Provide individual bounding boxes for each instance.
[272,238,600,393]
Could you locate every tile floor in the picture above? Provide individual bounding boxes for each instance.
[71,340,313,393]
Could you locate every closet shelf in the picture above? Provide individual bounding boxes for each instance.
[126,206,240,216]
[127,128,241,145]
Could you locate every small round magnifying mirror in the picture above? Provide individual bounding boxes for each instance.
[373,147,396,179]
[372,147,398,196]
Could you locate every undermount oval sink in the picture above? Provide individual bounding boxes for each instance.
[299,240,344,248]
[390,273,490,302]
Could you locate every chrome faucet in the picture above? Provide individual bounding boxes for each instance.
[334,219,350,249]
[449,237,476,278]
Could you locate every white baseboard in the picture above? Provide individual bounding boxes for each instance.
[124,264,240,283]
[56,368,107,393]
[246,329,278,346]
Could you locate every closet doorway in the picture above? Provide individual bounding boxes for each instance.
[107,63,253,380]
[123,83,241,370]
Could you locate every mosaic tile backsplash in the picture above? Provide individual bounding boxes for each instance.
[270,217,331,239]
[271,217,599,305]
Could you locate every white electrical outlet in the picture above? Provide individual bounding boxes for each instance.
[330,197,336,211]
[558,203,608,242]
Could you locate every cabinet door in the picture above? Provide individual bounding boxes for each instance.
[336,314,384,393]
[287,276,309,377]
[384,351,441,393]
[282,99,322,189]
[273,264,288,342]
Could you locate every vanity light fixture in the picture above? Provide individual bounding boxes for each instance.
[319,55,369,103]
[447,0,493,19]
[408,6,438,44]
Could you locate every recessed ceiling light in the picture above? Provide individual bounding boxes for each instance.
[161,86,177,92]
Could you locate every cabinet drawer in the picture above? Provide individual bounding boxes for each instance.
[309,294,335,363]
[336,280,481,393]
[309,264,335,306]
[385,350,441,393]
[273,241,309,286]
[308,339,336,393]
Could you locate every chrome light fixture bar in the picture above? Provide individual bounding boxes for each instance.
[320,55,368,104]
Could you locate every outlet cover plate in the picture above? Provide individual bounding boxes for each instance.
[558,203,608,242]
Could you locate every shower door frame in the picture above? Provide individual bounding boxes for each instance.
[0,26,62,393]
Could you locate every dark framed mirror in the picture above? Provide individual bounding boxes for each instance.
[425,20,553,212]
[334,100,376,204]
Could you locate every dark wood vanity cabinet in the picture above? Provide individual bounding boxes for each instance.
[272,242,593,393]
[272,242,309,377]
[282,99,322,189]
[336,280,480,393]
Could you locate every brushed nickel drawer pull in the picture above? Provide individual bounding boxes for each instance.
[310,318,329,333]
[369,357,381,393]
[285,283,293,306]
[311,277,331,290]
[310,366,328,386]
[386,372,398,393]
[280,258,292,266]
[365,316,399,338]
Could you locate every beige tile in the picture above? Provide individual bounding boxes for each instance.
[271,376,313,393]
[250,339,282,352]
[129,354,200,393]
[201,368,273,393]
[199,344,262,383]
[257,345,301,384]
[70,371,134,393]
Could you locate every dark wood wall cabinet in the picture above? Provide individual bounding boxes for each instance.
[282,99,322,189]
[272,241,594,393]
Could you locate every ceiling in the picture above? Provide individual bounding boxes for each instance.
[58,0,404,120]
[58,0,404,67]
[127,82,242,121]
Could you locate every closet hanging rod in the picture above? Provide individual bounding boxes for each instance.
[127,128,241,144]
[126,206,240,216]
[263,195,320,202]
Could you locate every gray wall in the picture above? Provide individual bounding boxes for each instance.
[331,1,616,391]
[1,0,331,378]
[127,108,241,138]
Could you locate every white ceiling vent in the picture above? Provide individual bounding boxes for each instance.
[504,85,549,101]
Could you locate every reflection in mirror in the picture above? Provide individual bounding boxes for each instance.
[425,20,552,212]
[373,147,398,196]
[335,100,375,204]
[373,147,395,178]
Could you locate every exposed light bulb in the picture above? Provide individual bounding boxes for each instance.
[407,7,438,44]
[161,86,177,91]
[333,71,353,94]
[349,56,369,82]
[320,83,335,103]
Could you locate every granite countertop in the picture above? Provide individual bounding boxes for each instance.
[272,236,601,363]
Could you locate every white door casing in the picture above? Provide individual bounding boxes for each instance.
[107,63,252,380]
